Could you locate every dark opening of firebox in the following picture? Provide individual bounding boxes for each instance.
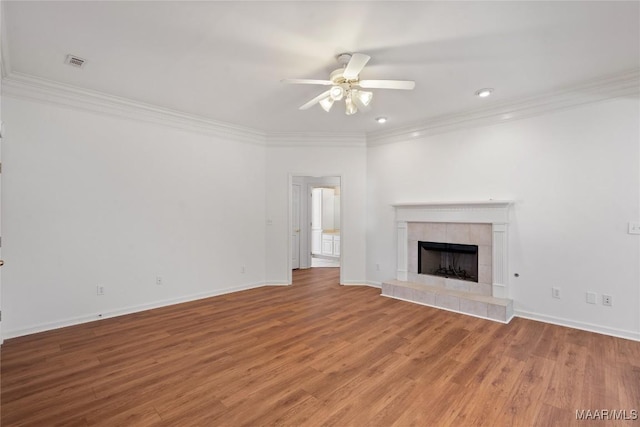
[418,241,479,283]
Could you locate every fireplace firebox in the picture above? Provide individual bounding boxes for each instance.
[418,241,479,283]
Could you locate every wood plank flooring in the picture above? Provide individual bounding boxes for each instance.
[2,267,639,426]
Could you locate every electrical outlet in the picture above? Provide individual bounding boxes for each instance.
[156,276,163,286]
[602,294,613,306]
[586,292,596,304]
[376,263,380,271]
[241,266,246,274]
[628,221,640,235]
[552,287,561,299]
[97,285,105,296]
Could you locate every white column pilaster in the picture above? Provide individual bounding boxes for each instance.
[492,223,509,298]
[397,221,408,281]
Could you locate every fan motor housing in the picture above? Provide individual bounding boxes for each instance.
[330,68,359,87]
[337,53,352,65]
[329,68,346,84]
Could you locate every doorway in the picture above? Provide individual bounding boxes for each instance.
[310,185,340,268]
[289,175,342,284]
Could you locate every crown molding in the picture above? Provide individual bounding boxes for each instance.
[2,66,638,148]
[266,131,366,147]
[367,68,640,146]
[2,71,365,148]
[2,72,267,146]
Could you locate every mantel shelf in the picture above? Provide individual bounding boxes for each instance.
[392,200,514,209]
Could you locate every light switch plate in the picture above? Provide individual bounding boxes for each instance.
[629,222,640,235]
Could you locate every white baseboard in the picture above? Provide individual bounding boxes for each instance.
[341,280,381,288]
[515,309,640,342]
[3,281,267,339]
[264,281,290,286]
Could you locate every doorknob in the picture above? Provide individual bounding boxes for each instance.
[0,260,4,267]
[295,229,300,233]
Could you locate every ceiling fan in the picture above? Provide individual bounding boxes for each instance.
[282,53,415,115]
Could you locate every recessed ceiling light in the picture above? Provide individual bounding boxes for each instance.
[376,117,387,124]
[475,88,494,98]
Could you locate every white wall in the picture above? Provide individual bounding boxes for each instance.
[367,98,640,339]
[0,5,4,344]
[265,144,367,285]
[3,85,639,341]
[2,96,266,337]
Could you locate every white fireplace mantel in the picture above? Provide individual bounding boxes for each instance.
[393,200,514,299]
[392,200,513,224]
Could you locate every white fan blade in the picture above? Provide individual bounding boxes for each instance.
[282,79,333,86]
[343,53,371,80]
[359,80,416,90]
[299,89,331,110]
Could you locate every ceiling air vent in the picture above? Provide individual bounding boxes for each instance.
[65,54,86,68]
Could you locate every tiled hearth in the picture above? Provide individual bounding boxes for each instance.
[382,280,513,322]
[382,201,514,323]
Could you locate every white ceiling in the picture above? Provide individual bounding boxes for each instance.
[3,1,639,134]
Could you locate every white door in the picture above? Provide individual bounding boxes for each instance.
[292,183,301,269]
[321,188,335,230]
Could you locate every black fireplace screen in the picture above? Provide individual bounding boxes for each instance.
[418,241,479,282]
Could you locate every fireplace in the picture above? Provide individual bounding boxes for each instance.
[393,201,513,298]
[385,201,514,322]
[418,241,478,282]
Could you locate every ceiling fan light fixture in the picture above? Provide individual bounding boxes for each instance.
[345,95,357,115]
[354,90,373,107]
[319,97,334,112]
[330,86,345,101]
[283,53,415,116]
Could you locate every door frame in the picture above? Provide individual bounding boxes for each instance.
[291,182,301,269]
[287,173,343,285]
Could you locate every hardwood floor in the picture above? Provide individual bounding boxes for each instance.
[2,268,639,426]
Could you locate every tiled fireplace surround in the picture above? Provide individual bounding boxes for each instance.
[407,222,493,295]
[383,201,514,322]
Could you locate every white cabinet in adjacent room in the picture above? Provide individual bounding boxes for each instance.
[322,234,334,255]
[321,233,340,257]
